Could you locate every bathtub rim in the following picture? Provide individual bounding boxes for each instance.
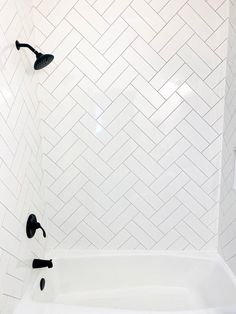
[44,249,236,285]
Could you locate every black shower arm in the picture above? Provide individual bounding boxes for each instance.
[16,41,39,56]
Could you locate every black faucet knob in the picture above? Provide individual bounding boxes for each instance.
[26,214,47,238]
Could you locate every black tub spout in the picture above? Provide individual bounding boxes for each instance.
[32,259,53,269]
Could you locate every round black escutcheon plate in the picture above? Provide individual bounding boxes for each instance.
[40,278,45,291]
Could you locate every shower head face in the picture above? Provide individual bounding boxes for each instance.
[34,53,54,70]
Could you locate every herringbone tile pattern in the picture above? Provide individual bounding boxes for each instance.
[35,0,229,250]
[0,1,44,313]
[219,0,236,274]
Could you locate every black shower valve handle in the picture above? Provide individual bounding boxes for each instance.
[35,222,46,238]
[26,214,47,239]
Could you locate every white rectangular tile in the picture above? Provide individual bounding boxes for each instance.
[178,45,211,79]
[185,181,215,209]
[80,114,112,145]
[186,111,218,143]
[123,85,156,118]
[125,221,155,249]
[123,47,155,81]
[126,189,155,217]
[187,74,219,107]
[109,173,138,202]
[85,214,113,241]
[107,103,137,135]
[99,131,129,161]
[177,120,209,151]
[151,55,184,90]
[109,205,138,233]
[179,4,213,40]
[73,123,104,153]
[75,0,109,34]
[69,48,101,82]
[159,205,189,233]
[70,86,103,119]
[53,67,83,101]
[176,155,207,185]
[132,37,165,71]
[188,0,223,30]
[77,39,110,73]
[159,138,190,169]
[106,67,137,100]
[105,27,137,63]
[178,83,210,116]
[98,95,129,127]
[100,165,130,194]
[133,112,164,144]
[101,198,130,225]
[97,58,128,91]
[131,0,164,32]
[59,173,88,202]
[95,18,127,53]
[66,9,100,44]
[159,25,193,61]
[188,35,221,70]
[176,189,206,217]
[158,102,191,135]
[175,221,204,249]
[150,15,184,52]
[125,156,155,185]
[103,0,133,24]
[48,0,77,26]
[159,0,188,21]
[151,164,181,194]
[185,147,217,177]
[133,76,164,109]
[84,181,113,210]
[82,148,113,178]
[78,77,111,110]
[108,139,138,169]
[124,122,155,152]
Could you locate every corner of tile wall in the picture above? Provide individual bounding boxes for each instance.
[218,0,236,276]
[0,1,45,313]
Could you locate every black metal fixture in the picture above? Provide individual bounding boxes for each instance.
[33,259,53,269]
[15,40,54,70]
[26,214,46,238]
[40,278,46,291]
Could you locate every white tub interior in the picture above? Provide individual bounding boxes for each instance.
[14,251,236,314]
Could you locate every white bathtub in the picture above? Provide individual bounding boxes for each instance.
[14,251,236,314]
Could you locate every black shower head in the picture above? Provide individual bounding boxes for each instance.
[16,40,54,70]
[34,53,54,70]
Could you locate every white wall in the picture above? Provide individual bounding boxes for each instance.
[34,0,229,251]
[0,1,234,312]
[218,0,236,274]
[0,1,44,313]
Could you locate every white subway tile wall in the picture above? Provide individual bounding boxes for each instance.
[33,0,229,251]
[0,1,44,313]
[219,0,236,275]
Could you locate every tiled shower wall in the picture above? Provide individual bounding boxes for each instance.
[0,1,44,313]
[35,0,229,251]
[219,0,236,274]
